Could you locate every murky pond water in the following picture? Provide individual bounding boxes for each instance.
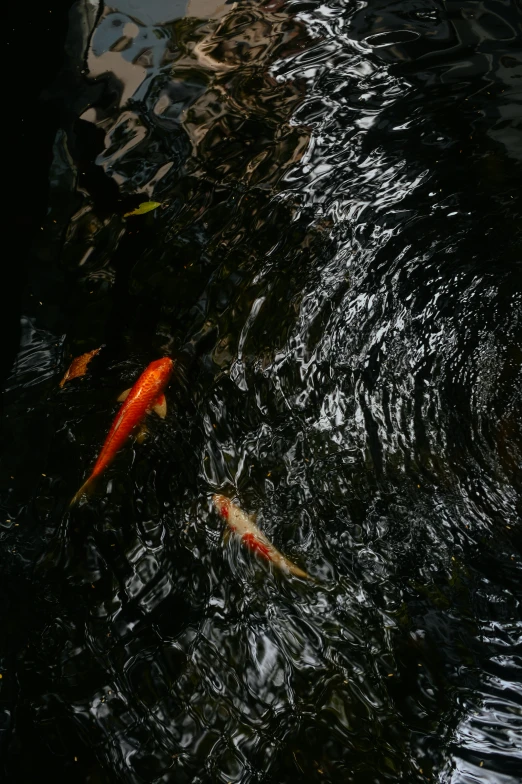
[1,1,521,782]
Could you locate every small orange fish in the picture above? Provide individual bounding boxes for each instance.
[212,494,310,580]
[60,348,101,387]
[71,357,174,506]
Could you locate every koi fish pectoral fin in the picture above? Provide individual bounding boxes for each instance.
[118,390,167,417]
[151,393,167,419]
[135,425,149,444]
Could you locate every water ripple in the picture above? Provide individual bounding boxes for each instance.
[1,0,521,782]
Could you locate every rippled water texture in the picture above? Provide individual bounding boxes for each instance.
[2,1,521,782]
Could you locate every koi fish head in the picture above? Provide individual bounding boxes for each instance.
[147,357,174,383]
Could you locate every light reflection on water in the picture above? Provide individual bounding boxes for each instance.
[1,0,521,782]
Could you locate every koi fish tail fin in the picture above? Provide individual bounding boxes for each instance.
[69,476,95,508]
[287,560,314,581]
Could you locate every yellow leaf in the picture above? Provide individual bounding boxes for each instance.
[124,201,161,217]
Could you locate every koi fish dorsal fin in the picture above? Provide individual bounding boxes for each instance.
[117,387,131,402]
[151,393,167,419]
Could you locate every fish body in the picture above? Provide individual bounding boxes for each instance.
[212,494,310,580]
[60,347,101,387]
[71,357,173,505]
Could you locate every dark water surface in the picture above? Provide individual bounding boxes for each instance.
[1,1,521,782]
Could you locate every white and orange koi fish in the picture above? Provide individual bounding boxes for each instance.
[212,494,310,580]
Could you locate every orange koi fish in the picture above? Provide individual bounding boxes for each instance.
[212,494,310,580]
[71,357,174,506]
[60,347,101,387]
